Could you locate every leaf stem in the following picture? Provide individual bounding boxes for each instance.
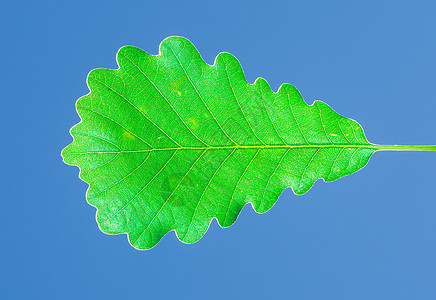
[373,144,436,152]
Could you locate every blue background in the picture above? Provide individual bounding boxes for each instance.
[1,1,435,299]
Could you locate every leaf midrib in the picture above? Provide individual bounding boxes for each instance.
[70,143,436,155]
[122,144,375,152]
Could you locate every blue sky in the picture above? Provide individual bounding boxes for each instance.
[1,1,436,299]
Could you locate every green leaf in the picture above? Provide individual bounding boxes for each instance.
[62,36,436,250]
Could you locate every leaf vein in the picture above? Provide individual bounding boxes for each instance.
[183,149,236,239]
[93,77,179,147]
[258,87,287,145]
[132,150,207,245]
[89,152,152,199]
[119,53,206,147]
[223,65,266,145]
[286,93,309,144]
[262,149,290,200]
[224,149,261,224]
[297,148,321,192]
[166,45,238,146]
[326,148,345,181]
[77,106,152,149]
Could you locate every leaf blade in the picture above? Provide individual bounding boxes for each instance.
[62,36,378,249]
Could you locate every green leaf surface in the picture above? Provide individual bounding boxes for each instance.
[62,36,436,249]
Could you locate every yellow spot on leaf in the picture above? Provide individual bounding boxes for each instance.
[123,131,134,139]
[172,82,182,96]
[188,118,198,128]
